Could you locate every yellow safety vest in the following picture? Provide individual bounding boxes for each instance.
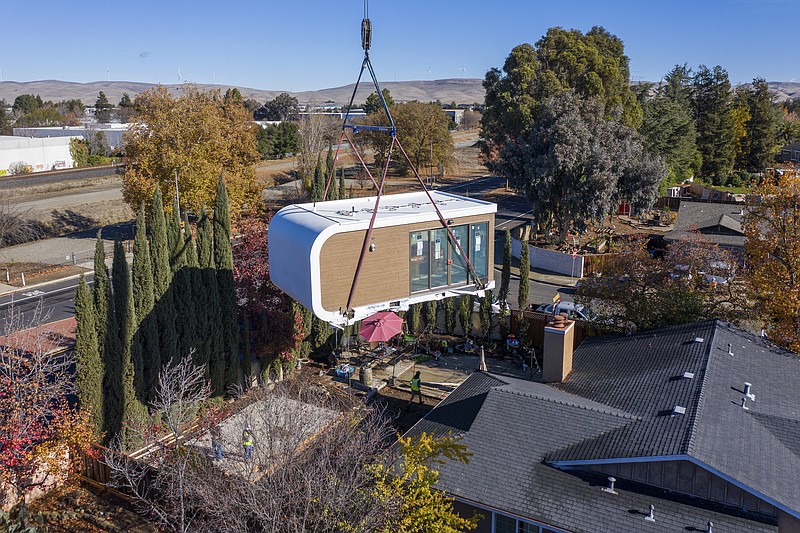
[242,432,253,446]
[410,377,420,391]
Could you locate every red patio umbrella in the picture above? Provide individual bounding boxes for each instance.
[358,311,404,343]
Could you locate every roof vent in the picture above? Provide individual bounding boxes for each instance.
[601,476,617,495]
[681,371,695,380]
[671,405,686,417]
[744,382,755,401]
[741,397,750,411]
[727,343,734,356]
[706,521,714,533]
[645,504,655,522]
[693,337,704,343]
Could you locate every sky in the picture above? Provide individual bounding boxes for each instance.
[3,0,799,91]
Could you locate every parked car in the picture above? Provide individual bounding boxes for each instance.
[473,299,510,315]
[530,301,593,321]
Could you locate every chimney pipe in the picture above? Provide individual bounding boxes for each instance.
[706,521,714,533]
[727,343,734,356]
[744,382,755,401]
[645,504,655,522]
[741,397,749,410]
[542,315,575,383]
[602,476,617,494]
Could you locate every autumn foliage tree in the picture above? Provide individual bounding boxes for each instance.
[0,305,95,526]
[122,85,259,215]
[744,170,800,350]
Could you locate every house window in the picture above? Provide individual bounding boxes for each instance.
[410,222,489,293]
[492,512,551,533]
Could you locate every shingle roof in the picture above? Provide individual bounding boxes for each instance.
[408,371,777,532]
[665,202,746,248]
[405,320,800,532]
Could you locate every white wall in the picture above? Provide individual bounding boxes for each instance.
[0,136,79,174]
[511,238,584,278]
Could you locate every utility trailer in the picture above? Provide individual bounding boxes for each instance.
[269,191,496,327]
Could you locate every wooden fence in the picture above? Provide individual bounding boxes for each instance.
[510,311,590,350]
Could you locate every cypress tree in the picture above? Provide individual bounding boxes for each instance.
[198,207,223,391]
[132,205,158,402]
[338,168,346,199]
[102,283,122,440]
[500,229,512,304]
[311,159,323,201]
[518,239,530,310]
[75,274,103,435]
[325,145,335,200]
[458,296,471,337]
[183,212,201,365]
[171,208,194,359]
[444,297,457,334]
[407,303,422,334]
[150,188,171,298]
[93,230,110,344]
[150,188,178,368]
[424,300,438,331]
[213,177,240,391]
[112,240,145,445]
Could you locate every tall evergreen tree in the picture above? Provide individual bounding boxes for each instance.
[693,65,735,184]
[424,300,438,331]
[171,207,194,359]
[338,168,346,199]
[150,188,178,367]
[500,229,512,304]
[746,78,778,172]
[444,297,457,334]
[458,296,471,337]
[132,206,158,402]
[407,303,422,335]
[102,281,122,440]
[518,240,530,310]
[311,158,323,201]
[75,274,103,435]
[112,240,144,445]
[93,230,110,345]
[182,212,200,364]
[213,177,240,391]
[198,207,223,391]
[324,145,335,200]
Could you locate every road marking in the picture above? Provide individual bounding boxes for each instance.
[496,209,534,229]
[0,279,93,309]
[22,290,45,297]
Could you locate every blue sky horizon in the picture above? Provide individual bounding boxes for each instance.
[4,0,799,92]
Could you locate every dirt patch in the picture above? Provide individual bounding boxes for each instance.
[29,483,154,533]
[0,262,88,286]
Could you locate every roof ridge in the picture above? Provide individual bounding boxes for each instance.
[494,386,638,420]
[683,320,717,455]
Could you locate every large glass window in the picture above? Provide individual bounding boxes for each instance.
[409,231,429,292]
[409,222,489,293]
[470,222,488,281]
[430,228,448,288]
[494,514,517,533]
[450,225,469,286]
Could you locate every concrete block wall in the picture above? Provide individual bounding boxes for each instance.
[511,238,584,278]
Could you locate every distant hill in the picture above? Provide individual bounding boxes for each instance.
[1,79,797,108]
[0,79,486,107]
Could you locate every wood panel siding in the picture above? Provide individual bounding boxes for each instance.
[319,214,494,312]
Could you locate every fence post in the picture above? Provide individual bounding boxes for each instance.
[72,252,76,266]
[5,269,8,283]
[21,272,26,287]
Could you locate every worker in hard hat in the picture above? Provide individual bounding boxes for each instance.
[242,426,254,462]
[407,371,423,407]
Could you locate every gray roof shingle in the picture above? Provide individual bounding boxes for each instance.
[665,202,746,248]
[405,320,800,532]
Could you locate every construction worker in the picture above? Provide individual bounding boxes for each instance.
[408,371,423,406]
[242,426,254,462]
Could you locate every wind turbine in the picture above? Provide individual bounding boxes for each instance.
[177,67,183,84]
[458,66,467,80]
[426,66,432,81]
[107,68,110,81]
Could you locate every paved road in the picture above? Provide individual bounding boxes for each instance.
[0,273,93,334]
[0,165,122,190]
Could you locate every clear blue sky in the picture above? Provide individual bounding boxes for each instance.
[4,0,799,91]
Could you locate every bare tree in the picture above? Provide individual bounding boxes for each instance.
[296,111,339,191]
[0,197,43,247]
[105,355,211,533]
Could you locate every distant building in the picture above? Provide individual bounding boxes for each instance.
[12,124,129,150]
[665,201,747,253]
[777,142,800,163]
[0,135,79,175]
[443,108,464,125]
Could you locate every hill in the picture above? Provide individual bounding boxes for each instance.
[0,79,486,107]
